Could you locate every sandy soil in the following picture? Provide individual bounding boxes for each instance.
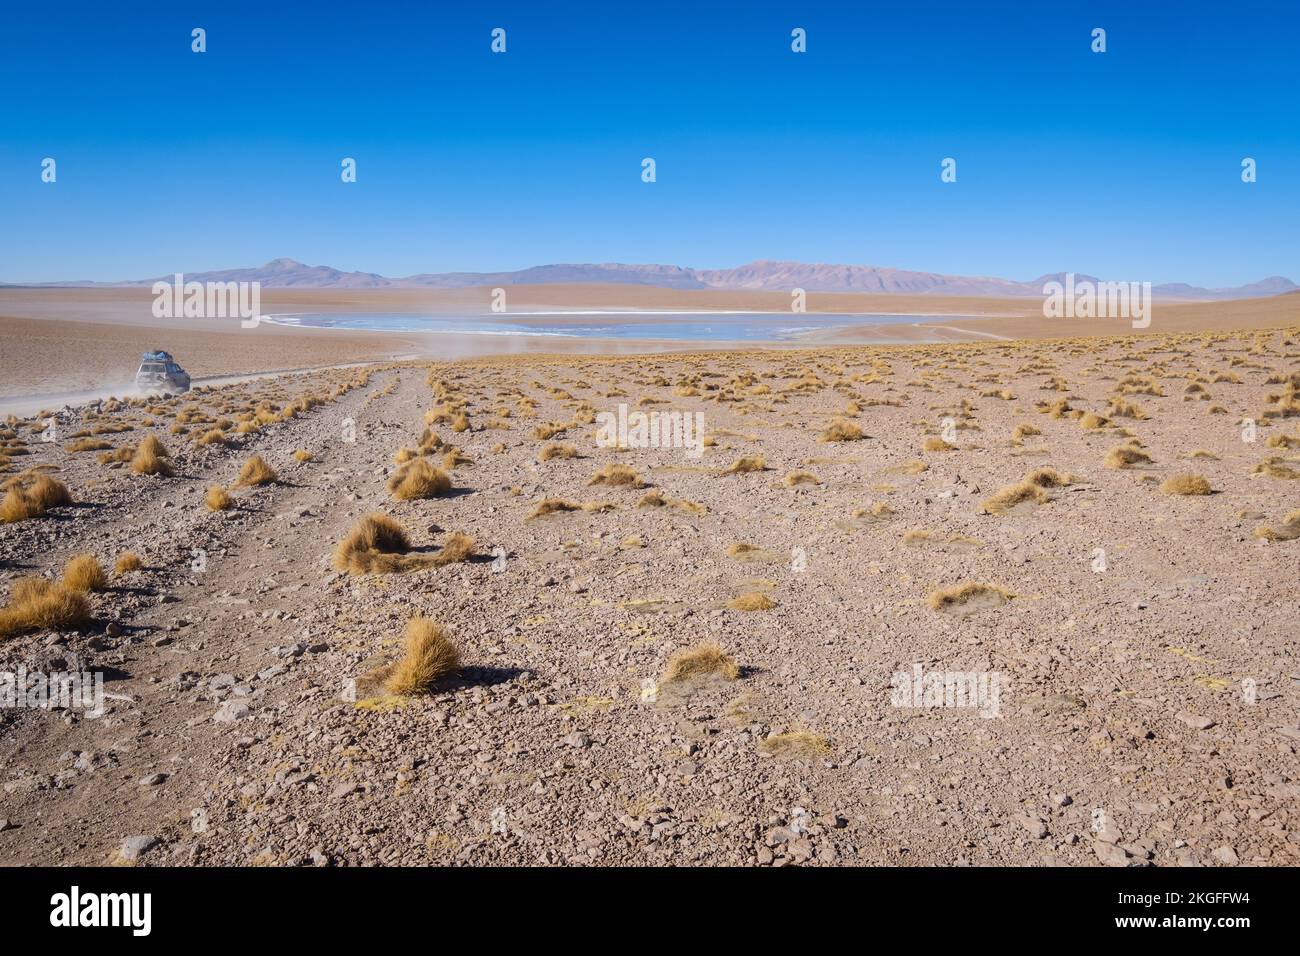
[1,324,1298,867]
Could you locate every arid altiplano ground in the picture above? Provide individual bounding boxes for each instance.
[2,328,1299,867]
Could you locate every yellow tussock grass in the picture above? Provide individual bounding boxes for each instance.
[205,486,233,511]
[722,455,767,474]
[382,618,460,696]
[1104,445,1153,469]
[588,463,643,487]
[234,455,278,487]
[1023,467,1073,488]
[728,592,776,611]
[758,731,829,758]
[819,419,864,442]
[539,443,578,461]
[387,458,452,500]
[927,581,1013,612]
[662,643,739,683]
[980,481,1048,515]
[61,554,106,593]
[0,577,91,639]
[782,470,820,487]
[1159,473,1212,495]
[527,497,580,519]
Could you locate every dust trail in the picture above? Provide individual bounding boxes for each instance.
[0,362,379,418]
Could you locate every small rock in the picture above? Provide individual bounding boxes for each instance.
[1211,846,1239,866]
[1020,816,1049,839]
[1093,840,1132,867]
[563,732,590,749]
[1176,712,1216,731]
[213,701,251,723]
[138,773,168,787]
[118,835,159,862]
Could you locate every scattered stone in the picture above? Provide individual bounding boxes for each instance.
[117,835,159,862]
[1211,846,1239,866]
[1176,712,1216,731]
[1093,841,1132,867]
[213,701,251,723]
[1020,816,1049,839]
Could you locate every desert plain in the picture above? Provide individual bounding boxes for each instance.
[0,288,1298,867]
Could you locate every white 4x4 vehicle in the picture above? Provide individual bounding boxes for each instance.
[135,350,191,394]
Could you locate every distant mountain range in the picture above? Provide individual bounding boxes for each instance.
[6,258,1296,300]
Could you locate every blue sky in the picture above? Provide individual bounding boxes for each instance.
[1,0,1296,285]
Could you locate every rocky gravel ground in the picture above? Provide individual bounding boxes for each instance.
[1,328,1298,867]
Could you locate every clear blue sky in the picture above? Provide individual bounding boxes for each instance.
[1,0,1295,286]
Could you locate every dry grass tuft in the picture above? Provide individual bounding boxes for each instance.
[381,618,461,696]
[1023,467,1073,488]
[334,513,411,573]
[927,581,1013,612]
[726,542,773,562]
[782,469,820,487]
[819,419,864,442]
[0,577,91,639]
[852,501,894,519]
[1159,472,1212,496]
[758,731,830,758]
[588,463,643,487]
[334,514,474,574]
[62,554,107,593]
[432,531,476,566]
[527,497,580,519]
[129,436,174,477]
[114,551,144,574]
[1251,457,1300,480]
[1104,445,1154,469]
[539,443,578,461]
[1010,423,1042,445]
[234,455,278,487]
[661,643,740,684]
[1253,509,1300,542]
[980,480,1048,515]
[923,437,956,452]
[65,438,113,453]
[387,458,452,500]
[441,448,473,470]
[205,486,233,511]
[137,435,168,458]
[727,592,777,611]
[722,455,768,474]
[1,475,72,523]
